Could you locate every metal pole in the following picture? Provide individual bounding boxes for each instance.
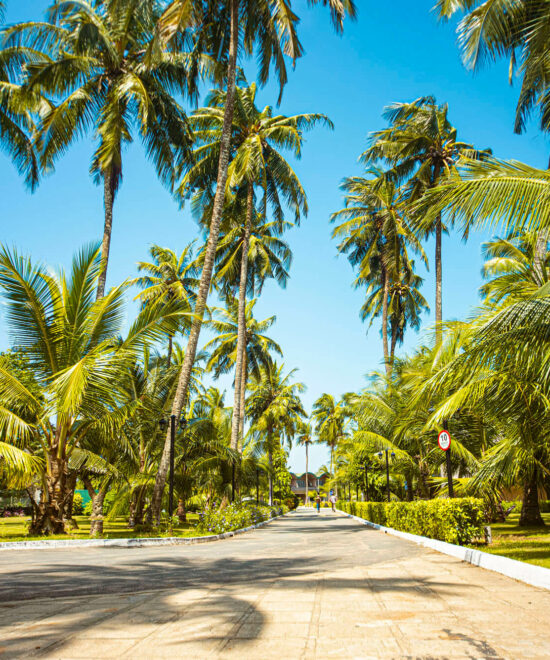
[364,464,369,502]
[256,469,259,504]
[385,450,390,503]
[169,414,176,519]
[444,419,454,498]
[231,461,235,503]
[446,448,454,498]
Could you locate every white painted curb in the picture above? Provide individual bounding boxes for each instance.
[337,509,550,591]
[0,512,288,551]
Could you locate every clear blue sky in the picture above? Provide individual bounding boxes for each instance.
[1,1,548,473]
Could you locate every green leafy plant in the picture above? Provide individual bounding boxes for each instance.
[339,498,485,545]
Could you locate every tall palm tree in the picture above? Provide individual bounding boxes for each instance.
[0,243,181,534]
[183,81,330,452]
[152,0,355,525]
[246,361,306,504]
[297,421,314,504]
[363,98,481,344]
[312,393,351,497]
[204,295,283,447]
[131,243,200,366]
[332,168,425,374]
[4,0,195,299]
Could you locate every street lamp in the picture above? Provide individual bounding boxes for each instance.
[377,449,395,502]
[159,414,187,520]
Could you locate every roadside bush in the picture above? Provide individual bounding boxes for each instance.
[338,498,485,545]
[196,503,278,535]
[72,493,84,516]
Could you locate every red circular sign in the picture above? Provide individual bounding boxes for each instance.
[438,430,451,451]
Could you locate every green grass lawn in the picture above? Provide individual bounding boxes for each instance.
[469,512,550,569]
[0,514,201,543]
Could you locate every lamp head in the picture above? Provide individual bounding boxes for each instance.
[159,418,168,432]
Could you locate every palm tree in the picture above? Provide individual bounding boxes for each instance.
[435,0,550,135]
[363,98,481,344]
[4,0,195,299]
[131,243,200,366]
[332,168,425,374]
[297,421,314,504]
[152,0,355,525]
[246,361,306,504]
[0,31,44,189]
[481,231,550,304]
[312,393,351,497]
[0,244,181,534]
[183,81,330,452]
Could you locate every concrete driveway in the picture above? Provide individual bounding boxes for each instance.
[0,509,549,658]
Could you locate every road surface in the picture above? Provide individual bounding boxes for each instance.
[0,509,549,658]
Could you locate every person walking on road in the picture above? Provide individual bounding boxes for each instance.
[315,493,321,513]
[329,493,337,512]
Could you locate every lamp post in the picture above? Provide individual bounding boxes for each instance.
[364,463,370,502]
[159,414,187,520]
[378,449,395,503]
[256,468,260,504]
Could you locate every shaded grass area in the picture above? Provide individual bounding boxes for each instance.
[469,512,550,569]
[0,514,200,542]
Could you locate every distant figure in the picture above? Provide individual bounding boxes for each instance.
[315,493,321,513]
[329,493,337,512]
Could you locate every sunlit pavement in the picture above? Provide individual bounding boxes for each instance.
[1,508,549,658]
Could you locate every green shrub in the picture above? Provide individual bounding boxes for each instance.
[338,498,485,545]
[72,493,83,516]
[196,503,280,535]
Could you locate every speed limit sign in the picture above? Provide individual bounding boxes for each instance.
[438,430,451,451]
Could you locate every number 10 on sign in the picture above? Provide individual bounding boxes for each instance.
[438,430,451,451]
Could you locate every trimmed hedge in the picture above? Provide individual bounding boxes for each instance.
[338,498,485,545]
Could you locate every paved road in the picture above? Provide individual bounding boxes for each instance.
[0,510,549,659]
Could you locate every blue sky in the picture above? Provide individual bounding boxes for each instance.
[1,1,548,473]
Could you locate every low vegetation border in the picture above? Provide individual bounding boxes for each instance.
[0,511,288,552]
[337,509,550,592]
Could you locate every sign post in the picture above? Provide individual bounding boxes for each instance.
[438,430,454,498]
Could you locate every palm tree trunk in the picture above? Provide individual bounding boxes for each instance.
[167,333,173,367]
[239,351,247,450]
[305,443,309,504]
[534,230,548,284]
[381,265,390,377]
[149,0,239,525]
[97,168,115,300]
[231,182,254,451]
[435,214,443,345]
[519,473,544,526]
[268,426,274,506]
[390,319,398,368]
[29,435,67,535]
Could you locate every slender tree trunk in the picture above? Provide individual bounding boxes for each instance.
[83,476,107,537]
[63,471,78,529]
[238,352,247,450]
[381,266,390,377]
[97,168,115,300]
[519,474,544,526]
[268,428,274,506]
[390,319,398,368]
[231,182,254,451]
[176,497,187,523]
[149,0,240,525]
[167,333,173,367]
[534,230,548,284]
[305,443,309,504]
[435,214,443,346]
